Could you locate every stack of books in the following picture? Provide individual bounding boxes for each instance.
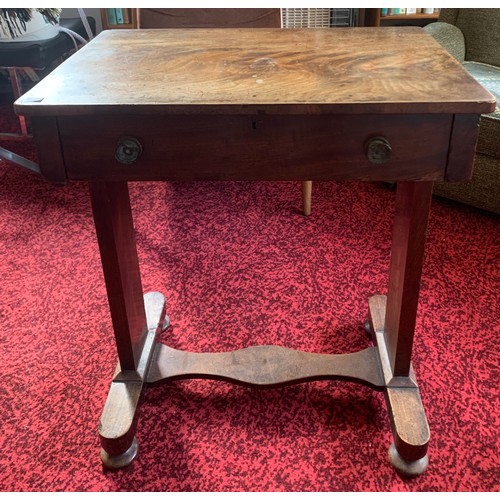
[105,8,131,25]
[380,8,440,16]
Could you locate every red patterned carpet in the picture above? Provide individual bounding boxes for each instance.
[0,107,499,491]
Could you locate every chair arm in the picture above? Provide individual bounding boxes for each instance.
[424,22,465,62]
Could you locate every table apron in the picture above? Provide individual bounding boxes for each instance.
[55,113,455,182]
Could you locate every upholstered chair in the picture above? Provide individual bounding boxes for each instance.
[425,8,500,214]
[0,16,95,140]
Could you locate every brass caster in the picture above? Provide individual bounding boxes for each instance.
[389,442,429,478]
[101,437,138,470]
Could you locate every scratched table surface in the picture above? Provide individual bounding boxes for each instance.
[15,28,495,116]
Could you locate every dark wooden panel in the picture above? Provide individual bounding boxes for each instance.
[60,114,452,182]
[445,114,481,181]
[30,117,67,184]
[138,8,281,29]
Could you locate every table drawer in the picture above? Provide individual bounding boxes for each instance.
[59,114,453,182]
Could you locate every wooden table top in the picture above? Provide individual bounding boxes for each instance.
[15,27,496,116]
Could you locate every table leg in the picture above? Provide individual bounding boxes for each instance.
[372,181,434,476]
[302,180,312,216]
[89,181,166,468]
[89,179,434,474]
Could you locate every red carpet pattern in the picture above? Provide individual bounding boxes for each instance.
[0,108,499,491]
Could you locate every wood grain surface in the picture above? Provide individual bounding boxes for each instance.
[15,28,495,116]
[146,344,385,389]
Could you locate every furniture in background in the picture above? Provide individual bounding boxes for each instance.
[15,27,494,476]
[0,16,96,141]
[100,8,137,30]
[424,9,500,214]
[137,8,280,28]
[137,8,361,29]
[364,8,439,27]
[283,8,357,28]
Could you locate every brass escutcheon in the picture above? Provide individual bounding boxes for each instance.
[115,136,142,164]
[365,137,392,164]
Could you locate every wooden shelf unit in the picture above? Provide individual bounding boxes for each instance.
[365,9,439,27]
[101,8,137,30]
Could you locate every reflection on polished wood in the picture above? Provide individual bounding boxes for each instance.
[15,28,495,116]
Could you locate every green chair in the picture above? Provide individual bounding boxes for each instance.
[425,8,500,214]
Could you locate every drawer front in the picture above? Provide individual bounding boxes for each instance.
[60,114,453,182]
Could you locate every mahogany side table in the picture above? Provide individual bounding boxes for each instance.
[15,27,495,476]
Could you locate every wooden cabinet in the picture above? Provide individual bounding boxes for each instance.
[364,8,439,27]
[100,8,137,30]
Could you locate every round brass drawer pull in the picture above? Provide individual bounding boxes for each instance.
[115,136,142,164]
[365,137,392,164]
